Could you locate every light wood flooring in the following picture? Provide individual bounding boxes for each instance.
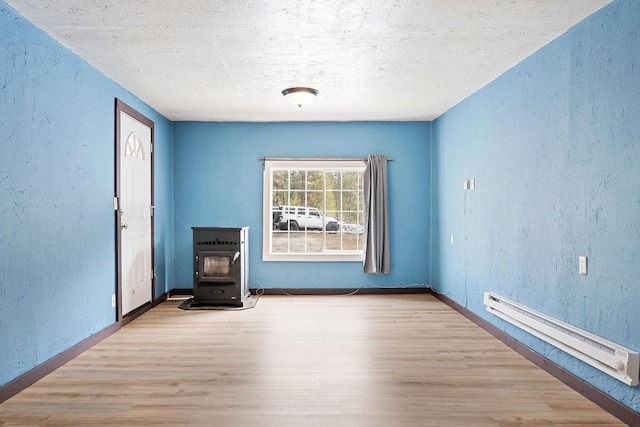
[0,294,625,426]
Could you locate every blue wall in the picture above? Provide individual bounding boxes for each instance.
[0,1,174,388]
[3,0,637,415]
[173,122,431,290]
[431,0,639,412]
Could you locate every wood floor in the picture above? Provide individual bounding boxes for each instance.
[0,294,625,426]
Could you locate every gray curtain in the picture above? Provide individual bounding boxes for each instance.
[363,154,391,274]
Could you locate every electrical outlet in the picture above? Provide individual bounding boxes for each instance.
[111,294,116,308]
[579,256,588,275]
[463,180,470,190]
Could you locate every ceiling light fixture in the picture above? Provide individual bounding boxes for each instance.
[281,87,318,108]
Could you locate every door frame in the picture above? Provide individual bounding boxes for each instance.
[115,99,155,322]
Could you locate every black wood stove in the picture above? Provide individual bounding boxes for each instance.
[191,227,249,306]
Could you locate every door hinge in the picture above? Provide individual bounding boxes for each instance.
[150,205,155,216]
[152,269,156,279]
[113,197,119,211]
[150,142,153,153]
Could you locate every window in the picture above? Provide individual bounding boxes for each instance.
[263,159,366,261]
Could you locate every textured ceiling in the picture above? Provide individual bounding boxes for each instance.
[5,0,610,122]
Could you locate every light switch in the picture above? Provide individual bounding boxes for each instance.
[450,234,455,245]
[579,256,588,275]
[470,178,475,190]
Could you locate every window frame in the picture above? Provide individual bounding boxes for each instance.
[262,159,366,262]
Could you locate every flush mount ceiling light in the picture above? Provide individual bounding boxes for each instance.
[281,87,318,107]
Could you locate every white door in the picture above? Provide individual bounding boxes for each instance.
[119,110,152,316]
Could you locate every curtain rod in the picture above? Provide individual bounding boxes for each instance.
[258,156,394,161]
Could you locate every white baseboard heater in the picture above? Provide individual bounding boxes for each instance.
[484,292,639,386]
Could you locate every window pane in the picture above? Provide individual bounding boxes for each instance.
[307,171,323,190]
[326,171,340,190]
[342,190,359,211]
[289,191,305,206]
[342,171,359,190]
[290,170,305,190]
[272,190,289,207]
[306,191,323,210]
[289,231,306,252]
[326,232,342,250]
[271,230,288,253]
[305,231,323,252]
[325,190,338,213]
[329,190,341,211]
[272,170,289,190]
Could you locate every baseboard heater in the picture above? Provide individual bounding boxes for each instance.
[484,292,639,386]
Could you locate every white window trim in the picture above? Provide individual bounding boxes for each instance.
[262,159,365,262]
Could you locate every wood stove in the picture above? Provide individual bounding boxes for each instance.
[192,227,249,306]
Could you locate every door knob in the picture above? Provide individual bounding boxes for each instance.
[121,223,129,230]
